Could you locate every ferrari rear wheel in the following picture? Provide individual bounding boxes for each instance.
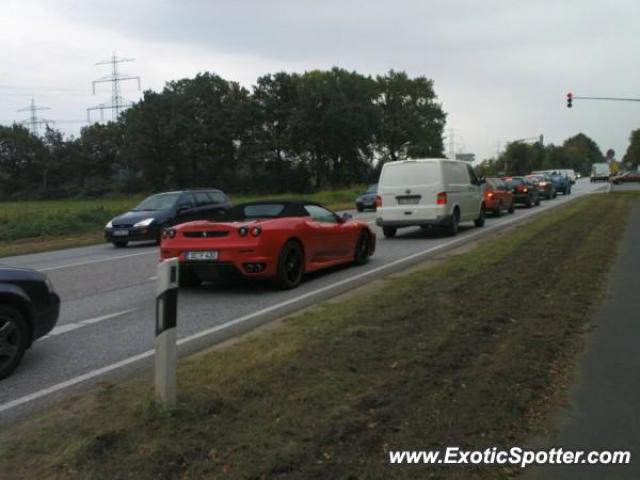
[274,241,304,289]
[354,231,371,265]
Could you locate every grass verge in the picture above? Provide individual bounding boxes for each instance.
[0,194,634,479]
[0,186,364,258]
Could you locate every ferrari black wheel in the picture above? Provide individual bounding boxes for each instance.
[275,241,304,289]
[354,231,371,265]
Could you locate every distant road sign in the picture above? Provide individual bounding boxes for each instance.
[606,149,615,160]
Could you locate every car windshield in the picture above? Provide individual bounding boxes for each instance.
[133,193,181,211]
[364,184,378,194]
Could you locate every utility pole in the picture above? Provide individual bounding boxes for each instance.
[87,52,141,122]
[448,128,455,160]
[17,98,54,135]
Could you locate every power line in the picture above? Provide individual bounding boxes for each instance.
[87,52,141,122]
[16,98,55,135]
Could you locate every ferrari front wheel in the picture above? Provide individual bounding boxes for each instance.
[274,241,304,289]
[354,232,371,265]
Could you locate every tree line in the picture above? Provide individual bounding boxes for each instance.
[476,133,603,178]
[478,131,640,178]
[0,69,446,199]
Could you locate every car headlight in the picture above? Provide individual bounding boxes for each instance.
[105,220,113,229]
[134,218,154,227]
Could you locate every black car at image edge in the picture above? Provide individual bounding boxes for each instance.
[0,267,60,380]
[105,189,231,248]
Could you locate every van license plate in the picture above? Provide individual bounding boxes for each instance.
[397,196,420,205]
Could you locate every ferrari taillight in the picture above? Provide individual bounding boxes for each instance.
[375,195,382,208]
[437,192,447,205]
[487,191,494,198]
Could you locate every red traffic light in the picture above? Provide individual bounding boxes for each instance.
[566,92,573,108]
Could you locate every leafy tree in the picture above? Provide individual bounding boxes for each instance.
[0,68,450,198]
[622,129,640,170]
[251,72,301,191]
[290,68,379,188]
[375,70,446,163]
[561,133,604,175]
[498,141,544,175]
[0,125,48,198]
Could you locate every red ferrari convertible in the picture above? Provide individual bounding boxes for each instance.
[160,201,376,289]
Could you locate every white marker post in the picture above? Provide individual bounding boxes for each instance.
[155,258,179,408]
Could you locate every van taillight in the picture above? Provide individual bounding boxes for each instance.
[375,195,382,208]
[437,192,447,205]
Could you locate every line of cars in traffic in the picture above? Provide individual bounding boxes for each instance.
[360,160,575,238]
[0,159,578,381]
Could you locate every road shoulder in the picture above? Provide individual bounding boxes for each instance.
[527,198,640,479]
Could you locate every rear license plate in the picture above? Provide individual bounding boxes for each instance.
[113,229,129,236]
[185,250,219,261]
[397,197,420,205]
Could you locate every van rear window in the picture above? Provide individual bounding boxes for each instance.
[381,162,440,185]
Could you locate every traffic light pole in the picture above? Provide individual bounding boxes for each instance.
[572,96,640,102]
[567,94,640,108]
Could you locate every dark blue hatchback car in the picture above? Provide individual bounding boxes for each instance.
[549,171,572,195]
[105,189,231,248]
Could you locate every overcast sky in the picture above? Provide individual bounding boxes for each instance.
[2,0,639,162]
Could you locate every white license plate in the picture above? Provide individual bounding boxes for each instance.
[398,197,420,205]
[185,250,219,261]
[113,229,129,236]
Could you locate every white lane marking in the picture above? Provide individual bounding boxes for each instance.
[43,309,136,338]
[0,190,595,415]
[46,323,84,336]
[0,350,154,414]
[147,276,157,281]
[38,252,155,272]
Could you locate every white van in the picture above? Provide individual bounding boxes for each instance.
[561,169,577,184]
[375,158,485,237]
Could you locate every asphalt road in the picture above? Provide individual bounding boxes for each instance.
[0,180,604,425]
